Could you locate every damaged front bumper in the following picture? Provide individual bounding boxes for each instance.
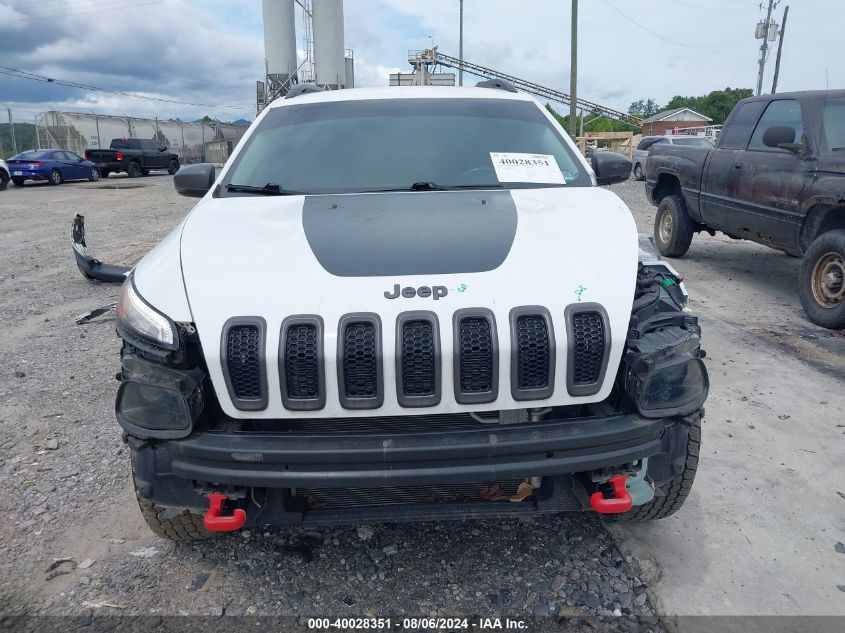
[129,410,699,525]
[71,214,131,284]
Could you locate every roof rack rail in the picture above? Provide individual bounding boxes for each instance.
[285,84,324,99]
[475,78,518,93]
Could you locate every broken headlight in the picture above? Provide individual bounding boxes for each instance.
[116,355,203,439]
[623,316,709,418]
[117,274,178,349]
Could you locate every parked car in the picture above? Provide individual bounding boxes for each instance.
[645,89,845,329]
[110,83,708,540]
[84,138,180,179]
[632,135,713,181]
[6,149,99,186]
[0,159,8,191]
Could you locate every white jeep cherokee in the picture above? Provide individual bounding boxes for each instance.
[114,83,708,540]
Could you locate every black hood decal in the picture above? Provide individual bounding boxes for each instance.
[302,191,518,277]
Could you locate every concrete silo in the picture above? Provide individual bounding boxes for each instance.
[312,0,346,88]
[262,0,298,93]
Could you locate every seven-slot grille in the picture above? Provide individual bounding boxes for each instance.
[220,306,610,411]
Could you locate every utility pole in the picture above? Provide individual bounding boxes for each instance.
[756,0,775,96]
[771,5,789,94]
[570,0,578,137]
[5,105,17,156]
[458,0,464,86]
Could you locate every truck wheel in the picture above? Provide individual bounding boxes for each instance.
[100,170,110,179]
[168,159,180,175]
[12,178,25,187]
[654,194,694,258]
[88,167,100,182]
[128,161,141,178]
[633,163,644,181]
[49,169,63,185]
[0,172,8,191]
[618,415,701,522]
[799,229,845,329]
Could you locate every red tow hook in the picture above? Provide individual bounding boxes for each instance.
[203,493,247,532]
[590,474,633,514]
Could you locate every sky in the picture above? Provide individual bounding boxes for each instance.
[0,0,841,125]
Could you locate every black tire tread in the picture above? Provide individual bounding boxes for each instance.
[622,416,701,521]
[654,194,694,258]
[798,229,845,330]
[135,492,215,542]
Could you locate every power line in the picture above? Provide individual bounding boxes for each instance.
[0,66,253,111]
[10,0,164,19]
[597,0,749,48]
[667,0,754,11]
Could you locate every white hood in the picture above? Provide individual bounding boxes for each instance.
[175,186,638,419]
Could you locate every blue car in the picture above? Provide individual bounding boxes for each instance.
[7,149,100,186]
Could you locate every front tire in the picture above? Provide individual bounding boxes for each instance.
[654,194,694,258]
[633,163,644,181]
[618,415,701,521]
[49,169,63,186]
[0,172,8,191]
[168,159,179,175]
[88,167,100,182]
[799,229,845,329]
[128,161,141,178]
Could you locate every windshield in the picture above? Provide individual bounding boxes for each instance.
[821,98,845,153]
[221,97,590,195]
[11,150,53,160]
[671,137,713,147]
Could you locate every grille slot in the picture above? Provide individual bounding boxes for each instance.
[221,317,267,411]
[510,308,555,400]
[566,305,610,397]
[453,309,498,404]
[280,316,325,411]
[338,314,383,409]
[397,312,441,407]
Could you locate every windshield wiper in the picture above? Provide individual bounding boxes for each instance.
[224,183,302,195]
[373,182,508,192]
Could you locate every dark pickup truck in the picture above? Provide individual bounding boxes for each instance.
[85,138,180,179]
[646,90,845,329]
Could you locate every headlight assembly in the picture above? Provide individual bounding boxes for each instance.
[624,316,709,418]
[117,274,179,349]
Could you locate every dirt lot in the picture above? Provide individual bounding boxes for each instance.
[0,174,842,628]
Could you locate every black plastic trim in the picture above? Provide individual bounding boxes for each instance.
[509,306,556,401]
[395,311,441,408]
[279,315,326,411]
[452,308,499,404]
[565,303,611,397]
[337,313,384,410]
[220,316,268,411]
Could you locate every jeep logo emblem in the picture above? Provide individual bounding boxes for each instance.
[384,284,448,300]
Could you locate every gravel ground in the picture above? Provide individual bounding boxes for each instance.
[0,174,666,630]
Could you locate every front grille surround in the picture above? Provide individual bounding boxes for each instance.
[279,315,325,411]
[220,316,268,411]
[396,311,441,408]
[337,313,384,410]
[452,308,499,404]
[565,303,612,397]
[509,306,556,401]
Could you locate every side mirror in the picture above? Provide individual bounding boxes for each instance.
[762,125,801,152]
[160,146,167,152]
[174,163,215,198]
[592,151,632,186]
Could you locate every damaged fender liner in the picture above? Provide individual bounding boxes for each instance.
[72,214,131,284]
[138,413,672,489]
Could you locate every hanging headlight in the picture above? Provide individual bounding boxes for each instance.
[117,275,179,349]
[624,316,709,418]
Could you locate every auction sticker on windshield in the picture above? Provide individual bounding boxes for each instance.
[490,152,566,184]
